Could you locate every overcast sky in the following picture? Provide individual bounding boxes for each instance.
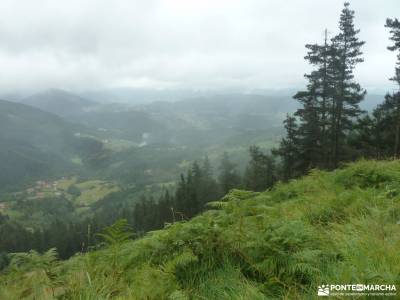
[0,0,398,94]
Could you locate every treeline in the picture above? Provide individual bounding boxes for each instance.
[0,215,103,263]
[130,149,275,233]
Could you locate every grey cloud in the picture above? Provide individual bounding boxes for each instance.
[0,0,398,93]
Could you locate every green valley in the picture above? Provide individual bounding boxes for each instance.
[1,178,120,227]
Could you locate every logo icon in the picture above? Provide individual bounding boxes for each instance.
[355,284,364,291]
[318,285,330,296]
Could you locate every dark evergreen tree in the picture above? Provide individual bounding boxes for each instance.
[187,164,200,217]
[218,152,241,194]
[272,114,300,180]
[244,146,276,191]
[200,156,221,204]
[276,32,333,175]
[350,112,383,159]
[352,18,400,159]
[174,173,190,219]
[365,94,400,158]
[329,2,366,167]
[294,73,324,171]
[156,190,174,226]
[385,18,400,157]
[275,3,365,176]
[306,29,334,165]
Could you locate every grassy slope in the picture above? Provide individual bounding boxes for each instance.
[1,160,400,299]
[74,180,120,206]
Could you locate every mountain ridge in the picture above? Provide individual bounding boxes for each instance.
[20,88,97,119]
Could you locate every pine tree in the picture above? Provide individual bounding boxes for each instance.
[174,173,189,219]
[330,2,366,167]
[355,18,400,159]
[173,159,221,218]
[385,18,400,157]
[386,18,400,82]
[273,114,300,180]
[218,152,241,194]
[302,29,335,167]
[200,156,221,205]
[278,30,333,175]
[174,163,200,218]
[201,155,212,179]
[244,146,276,191]
[188,162,201,217]
[294,72,323,171]
[133,196,147,232]
[367,97,400,158]
[350,112,383,159]
[157,190,173,225]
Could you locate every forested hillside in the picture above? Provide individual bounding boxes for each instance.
[1,160,399,299]
[0,100,90,190]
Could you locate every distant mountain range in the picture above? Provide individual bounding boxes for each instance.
[12,89,296,140]
[0,88,387,191]
[4,88,388,149]
[20,89,97,119]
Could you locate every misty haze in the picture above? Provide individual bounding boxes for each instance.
[0,1,399,299]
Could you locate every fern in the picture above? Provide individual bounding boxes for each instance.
[4,248,62,299]
[206,201,228,209]
[96,219,134,247]
[162,248,198,274]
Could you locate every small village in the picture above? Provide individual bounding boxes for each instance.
[0,176,120,218]
[25,179,64,199]
[0,179,67,215]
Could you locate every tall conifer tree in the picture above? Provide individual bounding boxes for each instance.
[330,2,365,167]
[385,18,400,157]
[218,152,241,194]
[272,114,300,180]
[244,146,276,191]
